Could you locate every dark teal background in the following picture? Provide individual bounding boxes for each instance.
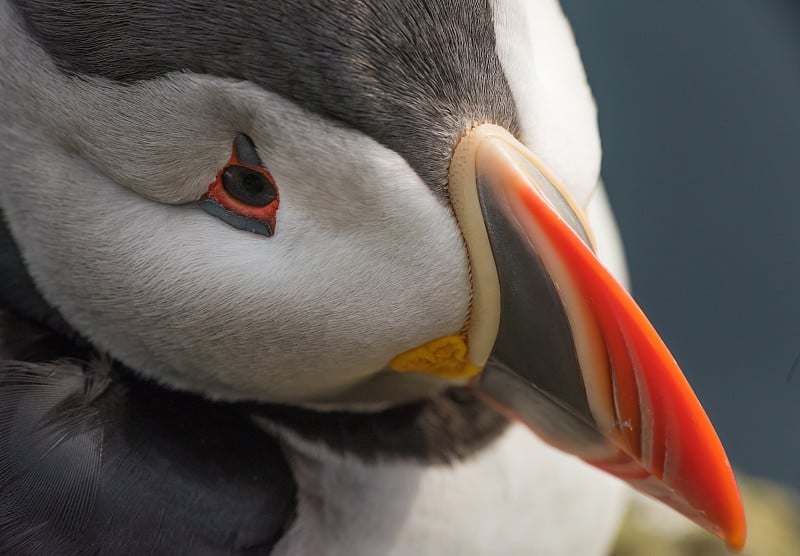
[560,1,800,489]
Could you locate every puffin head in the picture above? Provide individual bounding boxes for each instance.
[0,0,745,549]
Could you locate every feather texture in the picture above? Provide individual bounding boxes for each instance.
[0,313,297,556]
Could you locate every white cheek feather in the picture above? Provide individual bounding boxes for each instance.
[269,424,629,556]
[0,132,471,404]
[492,0,602,210]
[0,5,471,404]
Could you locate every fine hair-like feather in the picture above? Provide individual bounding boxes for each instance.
[0,314,298,555]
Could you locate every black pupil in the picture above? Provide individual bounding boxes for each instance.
[221,165,276,207]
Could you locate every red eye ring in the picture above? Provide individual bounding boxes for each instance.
[200,134,279,237]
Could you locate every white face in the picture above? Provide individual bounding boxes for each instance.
[0,0,610,407]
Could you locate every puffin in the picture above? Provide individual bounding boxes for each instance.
[0,1,746,555]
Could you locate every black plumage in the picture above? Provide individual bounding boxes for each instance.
[0,312,297,556]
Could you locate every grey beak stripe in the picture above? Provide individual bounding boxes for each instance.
[475,173,599,438]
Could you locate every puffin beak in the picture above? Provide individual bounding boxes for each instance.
[391,124,746,550]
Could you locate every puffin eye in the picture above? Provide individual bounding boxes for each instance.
[199,133,279,237]
[221,166,277,207]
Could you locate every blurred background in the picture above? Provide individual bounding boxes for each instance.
[559,1,800,494]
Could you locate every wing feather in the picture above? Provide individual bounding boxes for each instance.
[0,338,296,555]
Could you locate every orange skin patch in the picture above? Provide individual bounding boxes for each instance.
[202,139,279,232]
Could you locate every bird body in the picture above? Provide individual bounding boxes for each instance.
[0,0,744,554]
